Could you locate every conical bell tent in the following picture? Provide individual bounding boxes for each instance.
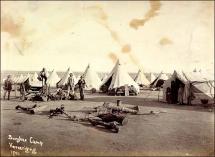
[82,64,102,90]
[57,68,71,87]
[47,69,60,87]
[100,59,139,93]
[150,72,169,88]
[134,69,150,87]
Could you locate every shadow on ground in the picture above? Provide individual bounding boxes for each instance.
[85,96,214,113]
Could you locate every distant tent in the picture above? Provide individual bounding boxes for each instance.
[193,68,197,72]
[29,72,42,87]
[11,75,19,84]
[30,72,39,82]
[15,74,23,84]
[75,75,80,84]
[47,70,60,87]
[11,74,30,92]
[76,75,81,79]
[150,72,168,88]
[82,64,102,90]
[163,70,214,104]
[134,69,150,87]
[149,73,156,83]
[57,68,72,87]
[45,70,50,78]
[100,59,139,93]
[25,73,31,81]
[15,74,29,84]
[200,70,214,82]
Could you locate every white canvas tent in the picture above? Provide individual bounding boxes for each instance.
[148,73,156,83]
[101,74,108,82]
[57,68,74,87]
[100,59,139,93]
[24,73,31,81]
[75,75,80,84]
[47,70,60,87]
[134,69,150,87]
[30,72,39,82]
[82,64,102,90]
[11,75,19,84]
[163,70,214,104]
[200,70,214,81]
[14,74,29,84]
[76,75,81,80]
[14,74,23,84]
[150,72,168,88]
[29,72,42,87]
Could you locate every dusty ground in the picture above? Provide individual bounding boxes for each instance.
[1,90,214,156]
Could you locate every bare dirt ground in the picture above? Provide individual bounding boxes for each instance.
[1,90,214,156]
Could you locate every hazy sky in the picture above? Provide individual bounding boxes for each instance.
[1,1,214,74]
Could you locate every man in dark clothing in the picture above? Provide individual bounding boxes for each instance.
[3,75,12,100]
[39,68,48,86]
[171,81,177,103]
[78,76,86,100]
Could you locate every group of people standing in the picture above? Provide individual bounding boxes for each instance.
[2,68,86,101]
[166,80,185,105]
[67,73,86,100]
[38,68,86,100]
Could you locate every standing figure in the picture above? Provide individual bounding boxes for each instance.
[177,84,184,105]
[39,68,48,86]
[67,73,75,97]
[3,75,12,100]
[166,87,172,104]
[171,81,177,103]
[20,83,26,101]
[78,76,86,100]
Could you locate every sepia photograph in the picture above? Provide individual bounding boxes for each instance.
[1,1,214,156]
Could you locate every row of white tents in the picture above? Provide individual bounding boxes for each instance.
[3,59,214,104]
[6,59,214,103]
[8,60,160,91]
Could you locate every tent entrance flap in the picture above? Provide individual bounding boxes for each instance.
[170,78,185,103]
[155,79,165,87]
[100,75,113,92]
[105,76,113,87]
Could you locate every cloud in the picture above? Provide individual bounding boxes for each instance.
[159,37,173,46]
[130,1,161,29]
